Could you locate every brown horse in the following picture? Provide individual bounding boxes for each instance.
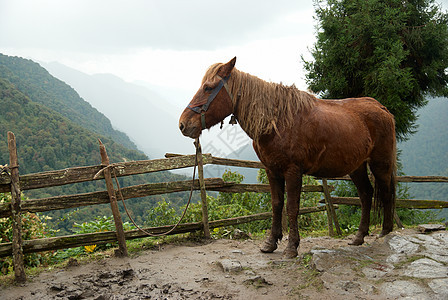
[179,57,396,258]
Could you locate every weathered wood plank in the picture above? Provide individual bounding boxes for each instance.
[0,174,11,192]
[0,180,328,218]
[99,140,128,257]
[3,154,448,193]
[322,178,341,236]
[0,181,330,219]
[396,176,448,183]
[166,153,265,169]
[195,140,211,239]
[10,154,212,191]
[210,184,332,193]
[8,132,26,282]
[0,205,330,257]
[0,178,226,218]
[211,157,265,169]
[321,197,448,209]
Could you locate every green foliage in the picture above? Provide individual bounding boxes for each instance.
[180,170,273,236]
[50,216,135,258]
[0,54,136,150]
[396,207,443,225]
[333,176,443,232]
[299,176,328,231]
[145,200,179,227]
[145,170,328,238]
[0,53,192,235]
[74,216,115,234]
[0,193,55,274]
[304,0,448,141]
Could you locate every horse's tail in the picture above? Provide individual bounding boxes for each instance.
[373,131,397,222]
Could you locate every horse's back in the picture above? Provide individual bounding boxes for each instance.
[319,97,395,139]
[299,97,394,177]
[317,96,396,166]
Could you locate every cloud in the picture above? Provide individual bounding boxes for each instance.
[0,0,310,53]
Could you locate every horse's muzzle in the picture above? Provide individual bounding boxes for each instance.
[179,121,200,139]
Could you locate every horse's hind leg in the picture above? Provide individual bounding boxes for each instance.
[261,169,285,253]
[369,160,396,237]
[349,162,374,246]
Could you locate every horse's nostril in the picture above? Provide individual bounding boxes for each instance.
[179,122,185,132]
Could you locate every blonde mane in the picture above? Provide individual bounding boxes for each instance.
[202,63,317,140]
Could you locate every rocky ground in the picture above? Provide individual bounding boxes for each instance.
[1,226,447,299]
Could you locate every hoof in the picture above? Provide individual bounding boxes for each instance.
[260,240,277,253]
[348,233,365,246]
[379,229,392,238]
[282,248,298,259]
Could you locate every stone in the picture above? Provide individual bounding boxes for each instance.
[233,229,250,239]
[404,258,448,279]
[428,278,448,298]
[217,259,243,273]
[243,275,272,286]
[417,224,446,233]
[381,280,429,299]
[362,263,393,279]
[432,231,448,244]
[49,283,66,291]
[386,253,405,264]
[338,280,361,292]
[388,235,419,254]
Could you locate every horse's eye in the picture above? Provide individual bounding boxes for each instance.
[203,85,213,92]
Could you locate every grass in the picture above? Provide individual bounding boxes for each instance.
[293,252,324,292]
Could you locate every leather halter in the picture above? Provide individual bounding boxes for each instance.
[187,74,232,129]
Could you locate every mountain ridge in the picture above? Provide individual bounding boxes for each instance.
[0,54,138,151]
[42,61,192,159]
[0,53,192,235]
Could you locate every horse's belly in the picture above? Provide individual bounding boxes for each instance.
[303,140,372,178]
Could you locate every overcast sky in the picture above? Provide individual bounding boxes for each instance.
[2,0,447,159]
[2,0,448,97]
[0,0,317,95]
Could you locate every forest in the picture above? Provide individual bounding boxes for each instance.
[0,54,194,235]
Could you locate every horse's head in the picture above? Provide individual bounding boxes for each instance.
[179,57,236,139]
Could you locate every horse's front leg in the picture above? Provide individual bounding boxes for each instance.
[261,170,285,253]
[284,171,302,258]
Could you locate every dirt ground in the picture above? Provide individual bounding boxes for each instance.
[0,233,375,300]
[1,229,445,300]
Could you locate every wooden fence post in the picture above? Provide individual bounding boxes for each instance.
[98,140,128,257]
[195,139,211,239]
[7,132,26,283]
[322,178,342,236]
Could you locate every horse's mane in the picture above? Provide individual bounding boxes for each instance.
[202,63,317,140]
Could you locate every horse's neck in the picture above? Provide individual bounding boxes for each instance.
[232,72,315,141]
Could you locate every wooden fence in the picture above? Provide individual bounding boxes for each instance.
[1,131,447,282]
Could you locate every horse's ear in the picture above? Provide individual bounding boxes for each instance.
[219,57,237,77]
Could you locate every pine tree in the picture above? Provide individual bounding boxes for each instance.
[303,0,448,140]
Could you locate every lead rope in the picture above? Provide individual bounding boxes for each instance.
[114,140,200,237]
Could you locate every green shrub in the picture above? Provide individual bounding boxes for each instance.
[144,169,328,238]
[0,193,55,274]
[145,200,178,227]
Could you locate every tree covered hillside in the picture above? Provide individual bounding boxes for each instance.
[0,77,146,175]
[0,54,136,150]
[0,54,193,234]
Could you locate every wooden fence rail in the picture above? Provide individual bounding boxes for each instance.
[0,206,330,258]
[1,132,447,283]
[0,179,329,218]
